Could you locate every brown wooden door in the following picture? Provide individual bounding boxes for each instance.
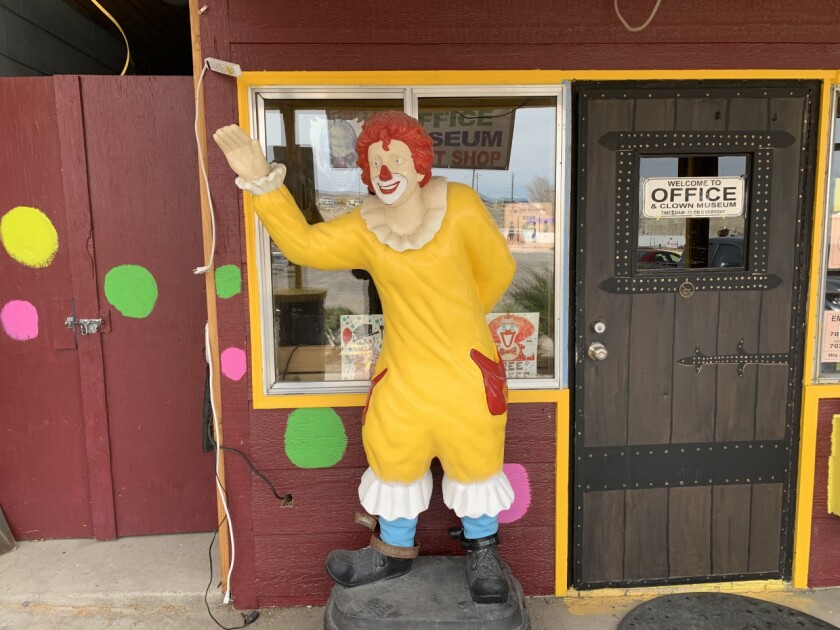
[573,81,819,588]
[0,76,215,539]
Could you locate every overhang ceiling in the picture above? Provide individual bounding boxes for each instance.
[63,0,192,75]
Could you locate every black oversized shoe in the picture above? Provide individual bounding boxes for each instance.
[325,513,419,587]
[461,532,509,604]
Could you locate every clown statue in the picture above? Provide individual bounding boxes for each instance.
[214,111,516,604]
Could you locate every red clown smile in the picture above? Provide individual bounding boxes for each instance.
[377,181,401,194]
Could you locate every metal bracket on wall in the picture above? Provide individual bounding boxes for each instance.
[65,310,111,335]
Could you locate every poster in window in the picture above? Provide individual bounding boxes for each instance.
[340,314,384,380]
[829,180,840,269]
[486,312,539,378]
[822,311,840,362]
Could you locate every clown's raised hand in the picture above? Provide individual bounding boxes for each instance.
[213,125,286,192]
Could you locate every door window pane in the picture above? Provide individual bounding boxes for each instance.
[637,155,749,270]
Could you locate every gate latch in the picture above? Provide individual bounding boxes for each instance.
[65,317,105,335]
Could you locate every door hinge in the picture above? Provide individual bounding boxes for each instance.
[65,310,111,335]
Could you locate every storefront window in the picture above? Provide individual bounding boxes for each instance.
[250,87,565,395]
[418,96,558,382]
[818,90,840,379]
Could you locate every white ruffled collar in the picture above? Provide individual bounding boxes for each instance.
[359,177,447,252]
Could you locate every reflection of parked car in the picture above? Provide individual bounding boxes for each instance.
[638,247,682,268]
[678,236,744,268]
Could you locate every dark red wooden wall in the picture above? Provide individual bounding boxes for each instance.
[79,76,217,536]
[0,78,93,538]
[223,0,840,71]
[0,76,216,540]
[248,404,555,606]
[194,0,840,607]
[810,399,840,587]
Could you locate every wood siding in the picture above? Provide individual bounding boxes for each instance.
[810,399,840,587]
[0,77,93,538]
[0,0,124,76]
[247,403,556,607]
[0,76,216,539]
[194,0,840,606]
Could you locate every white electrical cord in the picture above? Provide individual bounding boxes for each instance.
[194,61,217,275]
[614,0,663,32]
[205,323,236,605]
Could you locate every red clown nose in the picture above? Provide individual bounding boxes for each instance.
[378,165,393,181]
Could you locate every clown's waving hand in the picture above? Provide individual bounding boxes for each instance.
[214,112,517,604]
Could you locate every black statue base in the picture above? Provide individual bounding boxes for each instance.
[324,555,530,630]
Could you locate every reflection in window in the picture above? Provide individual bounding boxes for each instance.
[637,154,749,270]
[820,93,840,377]
[259,94,560,388]
[419,97,557,380]
[263,99,403,385]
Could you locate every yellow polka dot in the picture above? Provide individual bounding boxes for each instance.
[1,206,59,268]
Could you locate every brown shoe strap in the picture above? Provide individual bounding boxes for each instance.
[370,534,420,559]
[355,512,378,531]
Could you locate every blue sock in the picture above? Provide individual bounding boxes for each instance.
[462,514,498,540]
[379,516,418,547]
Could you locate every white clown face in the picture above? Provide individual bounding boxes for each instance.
[367,139,424,206]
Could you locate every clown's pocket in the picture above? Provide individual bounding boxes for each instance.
[470,349,508,416]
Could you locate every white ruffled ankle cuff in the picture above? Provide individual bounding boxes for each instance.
[442,472,515,519]
[358,468,432,521]
[235,162,286,196]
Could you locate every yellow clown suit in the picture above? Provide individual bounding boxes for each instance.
[251,179,516,512]
[218,111,516,603]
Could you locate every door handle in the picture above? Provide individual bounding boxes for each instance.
[588,342,608,361]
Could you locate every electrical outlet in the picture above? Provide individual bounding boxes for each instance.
[205,57,242,78]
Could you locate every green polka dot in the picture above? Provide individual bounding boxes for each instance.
[104,264,158,318]
[215,265,241,299]
[284,408,347,469]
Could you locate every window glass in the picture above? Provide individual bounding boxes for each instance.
[819,92,840,378]
[418,96,558,380]
[637,155,749,270]
[262,99,403,385]
[254,90,563,392]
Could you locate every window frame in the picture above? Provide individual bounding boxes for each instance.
[815,85,840,382]
[245,83,568,397]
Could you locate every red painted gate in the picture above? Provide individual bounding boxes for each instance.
[0,76,215,540]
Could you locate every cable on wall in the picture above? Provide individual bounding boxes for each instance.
[193,61,217,275]
[205,323,236,604]
[90,0,131,75]
[614,0,663,33]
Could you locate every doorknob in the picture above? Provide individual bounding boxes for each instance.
[588,342,608,361]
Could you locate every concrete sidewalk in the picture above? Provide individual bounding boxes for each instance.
[1,533,839,629]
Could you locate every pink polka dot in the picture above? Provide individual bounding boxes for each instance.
[498,463,531,524]
[220,347,247,381]
[1,300,38,341]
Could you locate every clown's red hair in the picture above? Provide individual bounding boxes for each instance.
[356,111,434,193]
